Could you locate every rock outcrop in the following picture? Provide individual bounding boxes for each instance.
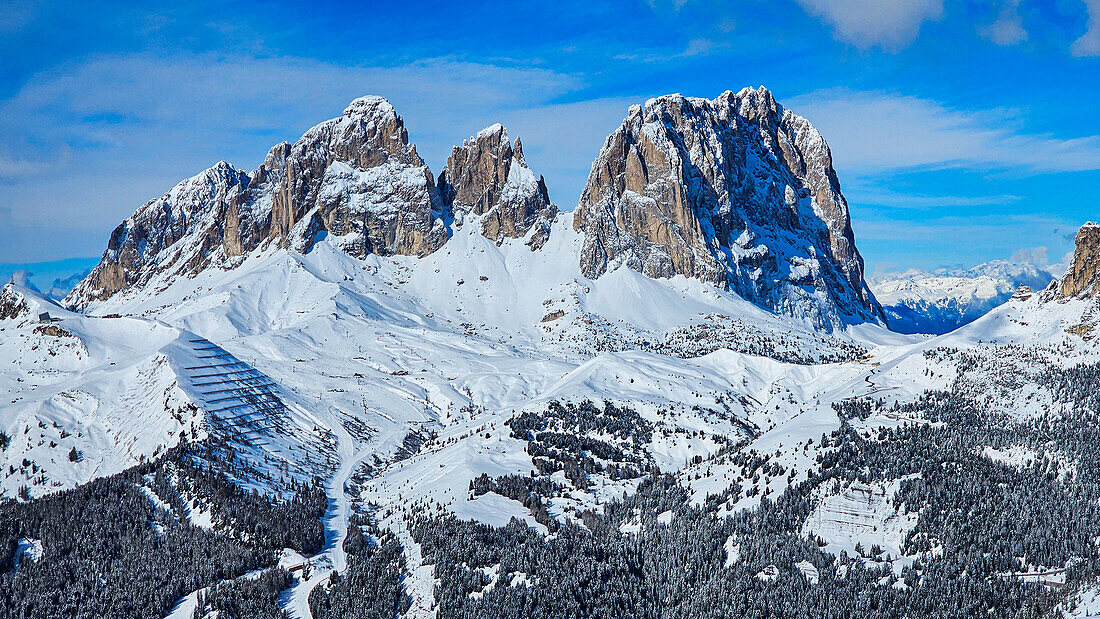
[573,87,883,329]
[438,124,556,249]
[0,284,30,321]
[68,96,449,308]
[1060,223,1100,298]
[68,162,255,304]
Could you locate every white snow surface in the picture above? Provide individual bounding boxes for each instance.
[802,478,919,563]
[5,209,1100,616]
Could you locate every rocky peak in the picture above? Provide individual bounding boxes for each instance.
[67,96,450,308]
[438,124,556,249]
[1060,222,1100,298]
[573,87,883,329]
[0,284,30,321]
[269,95,445,254]
[67,161,254,306]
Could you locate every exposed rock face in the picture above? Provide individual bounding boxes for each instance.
[573,87,883,329]
[272,96,448,257]
[438,124,556,249]
[0,284,30,321]
[68,162,256,304]
[1060,223,1100,298]
[68,96,449,308]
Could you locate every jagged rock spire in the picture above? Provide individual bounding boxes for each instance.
[1060,222,1100,298]
[438,124,556,249]
[67,96,449,308]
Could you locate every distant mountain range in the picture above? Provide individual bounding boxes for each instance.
[871,260,1058,334]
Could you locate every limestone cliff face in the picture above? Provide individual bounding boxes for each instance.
[1060,223,1100,298]
[271,96,448,257]
[573,87,883,328]
[67,97,449,308]
[69,88,884,331]
[438,124,556,249]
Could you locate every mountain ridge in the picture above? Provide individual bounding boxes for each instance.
[872,259,1057,335]
[66,88,884,331]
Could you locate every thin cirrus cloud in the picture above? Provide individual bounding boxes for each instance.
[793,0,944,51]
[786,88,1100,175]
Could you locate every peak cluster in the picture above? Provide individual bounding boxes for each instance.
[68,90,884,330]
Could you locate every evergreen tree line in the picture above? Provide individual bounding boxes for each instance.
[0,439,327,619]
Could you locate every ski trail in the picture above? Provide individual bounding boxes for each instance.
[391,517,437,619]
[284,409,374,619]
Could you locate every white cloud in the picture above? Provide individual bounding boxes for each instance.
[979,0,1028,46]
[794,0,943,50]
[842,185,1022,210]
[1072,0,1100,56]
[1009,246,1050,266]
[0,0,41,34]
[786,88,1100,174]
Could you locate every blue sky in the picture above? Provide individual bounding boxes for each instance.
[2,0,1099,286]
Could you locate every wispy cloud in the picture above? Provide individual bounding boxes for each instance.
[786,88,1100,174]
[853,212,1081,273]
[979,0,1028,46]
[1073,0,1100,56]
[843,187,1023,210]
[793,0,943,51]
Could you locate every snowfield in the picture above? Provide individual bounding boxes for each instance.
[4,213,1100,618]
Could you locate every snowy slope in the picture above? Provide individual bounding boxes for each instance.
[12,91,1100,618]
[9,213,1100,618]
[0,285,197,499]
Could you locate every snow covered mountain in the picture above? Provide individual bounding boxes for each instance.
[871,260,1056,334]
[17,89,894,510]
[10,91,1100,619]
[66,88,883,333]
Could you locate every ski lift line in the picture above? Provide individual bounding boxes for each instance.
[191,345,224,351]
[187,338,211,343]
[196,353,236,359]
